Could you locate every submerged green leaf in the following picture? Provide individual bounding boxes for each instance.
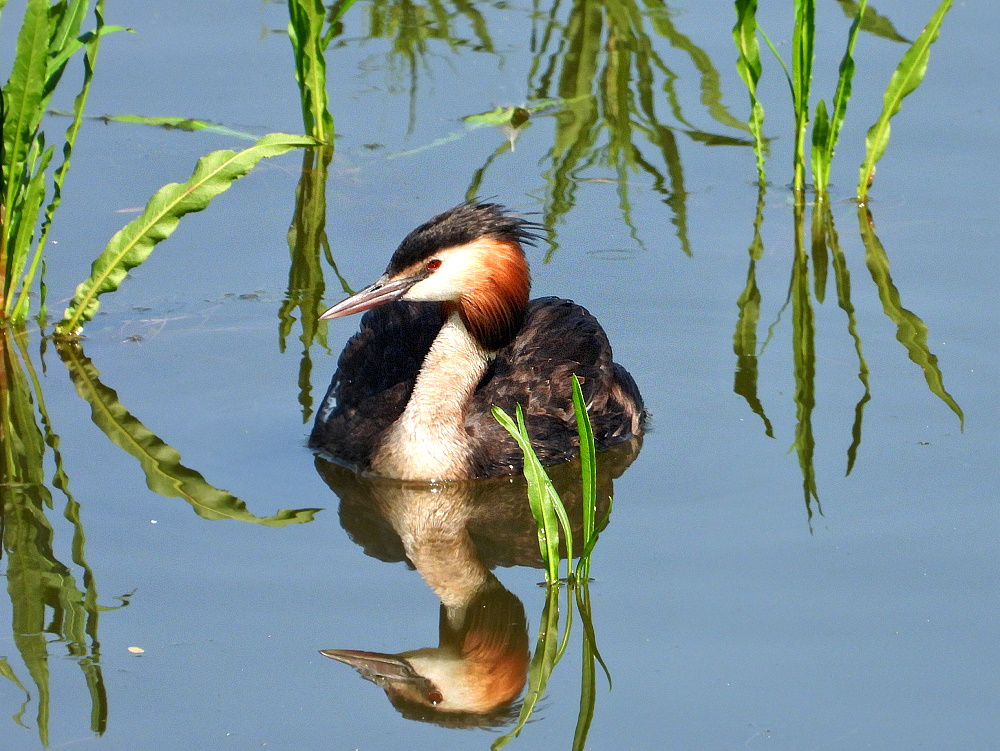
[56,341,321,525]
[89,113,257,140]
[56,133,314,333]
[858,0,952,197]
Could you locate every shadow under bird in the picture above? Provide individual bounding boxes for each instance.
[310,201,645,481]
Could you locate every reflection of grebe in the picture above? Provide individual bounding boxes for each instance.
[316,438,641,727]
[310,202,645,481]
[320,479,529,726]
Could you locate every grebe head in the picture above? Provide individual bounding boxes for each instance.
[319,203,541,350]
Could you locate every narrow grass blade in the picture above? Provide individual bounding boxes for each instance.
[857,206,963,426]
[813,0,865,193]
[7,143,53,314]
[287,0,342,143]
[732,0,767,183]
[56,340,321,525]
[91,114,256,141]
[858,0,952,197]
[571,376,596,538]
[1,0,50,296]
[791,0,815,193]
[55,133,314,333]
[15,2,117,321]
[810,100,831,200]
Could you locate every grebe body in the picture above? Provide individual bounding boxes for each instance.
[310,203,644,481]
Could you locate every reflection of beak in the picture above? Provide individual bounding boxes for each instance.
[320,649,421,684]
[318,274,422,320]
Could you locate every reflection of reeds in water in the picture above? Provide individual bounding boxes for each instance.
[278,145,356,422]
[317,429,640,746]
[0,326,114,744]
[523,0,753,256]
[491,376,613,750]
[732,2,959,516]
[362,0,496,132]
[734,197,962,519]
[54,339,319,525]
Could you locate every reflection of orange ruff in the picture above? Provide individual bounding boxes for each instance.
[309,202,645,481]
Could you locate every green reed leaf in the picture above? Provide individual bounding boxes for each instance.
[15,2,118,320]
[45,24,128,82]
[56,340,321,525]
[571,375,596,550]
[858,0,952,197]
[492,404,570,582]
[287,0,339,142]
[792,0,815,193]
[493,404,572,584]
[8,143,52,314]
[811,99,831,192]
[91,114,255,141]
[813,0,865,193]
[56,133,314,333]
[2,0,50,291]
[733,0,767,183]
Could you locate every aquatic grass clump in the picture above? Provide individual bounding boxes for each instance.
[732,0,952,198]
[0,0,125,321]
[492,375,610,583]
[491,377,612,750]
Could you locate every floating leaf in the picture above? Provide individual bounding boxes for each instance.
[56,133,314,333]
[92,114,257,140]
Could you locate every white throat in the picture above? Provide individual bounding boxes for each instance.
[372,311,491,480]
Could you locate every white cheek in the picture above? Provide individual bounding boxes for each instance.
[402,274,453,301]
[400,250,478,302]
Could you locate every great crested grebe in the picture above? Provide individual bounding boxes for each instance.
[309,202,645,481]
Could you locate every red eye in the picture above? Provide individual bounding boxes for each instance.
[426,259,442,271]
[427,690,443,705]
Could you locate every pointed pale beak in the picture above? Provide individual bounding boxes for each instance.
[319,649,421,684]
[319,274,421,320]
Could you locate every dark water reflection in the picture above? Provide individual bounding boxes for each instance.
[313,438,638,732]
